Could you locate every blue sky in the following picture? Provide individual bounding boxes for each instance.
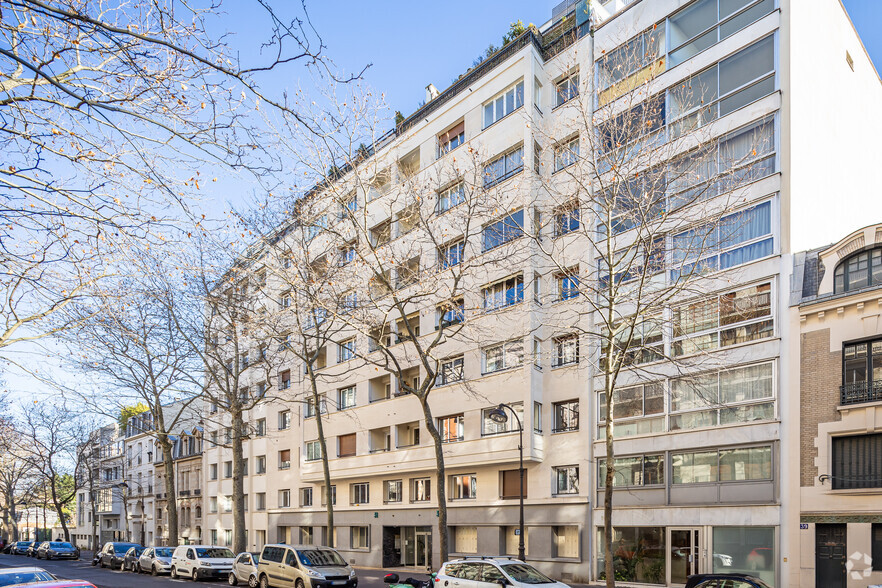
[294,0,881,121]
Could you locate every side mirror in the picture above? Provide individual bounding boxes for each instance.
[497,580,509,587]
[384,573,400,584]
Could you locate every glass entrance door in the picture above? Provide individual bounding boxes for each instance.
[415,530,431,569]
[670,528,701,584]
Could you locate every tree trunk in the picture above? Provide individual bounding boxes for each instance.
[313,388,334,547]
[604,372,615,588]
[160,439,178,546]
[420,398,447,566]
[232,409,247,553]
[49,480,71,541]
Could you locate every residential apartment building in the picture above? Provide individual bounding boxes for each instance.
[201,0,882,586]
[72,423,126,548]
[153,426,204,546]
[790,223,882,588]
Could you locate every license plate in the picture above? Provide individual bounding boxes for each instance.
[333,581,346,585]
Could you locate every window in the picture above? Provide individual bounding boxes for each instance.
[454,527,478,554]
[384,480,402,503]
[833,433,882,489]
[280,292,291,308]
[553,335,579,367]
[555,73,579,107]
[556,271,579,301]
[256,493,266,511]
[436,356,464,386]
[338,433,356,457]
[553,526,579,559]
[835,247,882,294]
[351,526,370,550]
[321,485,336,506]
[306,215,328,241]
[713,527,775,577]
[333,387,356,411]
[439,414,464,443]
[338,339,356,362]
[351,482,370,505]
[438,182,465,213]
[223,495,232,512]
[842,338,882,405]
[439,122,465,155]
[224,461,232,478]
[597,26,663,98]
[276,449,291,470]
[439,240,465,270]
[484,146,524,188]
[483,340,524,374]
[483,80,524,128]
[669,0,775,67]
[297,487,312,507]
[278,410,291,431]
[255,419,266,437]
[553,137,579,172]
[670,362,775,431]
[209,496,218,513]
[279,370,291,390]
[256,455,266,474]
[370,219,392,247]
[672,445,772,483]
[482,274,524,311]
[339,242,356,266]
[673,283,773,357]
[598,382,666,438]
[450,474,477,499]
[305,441,321,462]
[411,478,431,502]
[305,395,327,418]
[598,454,665,487]
[340,192,357,218]
[553,400,579,432]
[436,299,465,329]
[483,209,524,251]
[533,402,542,433]
[554,201,580,236]
[279,489,291,508]
[481,403,523,436]
[554,466,579,495]
[395,256,420,290]
[500,469,527,499]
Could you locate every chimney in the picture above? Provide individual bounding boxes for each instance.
[425,84,440,103]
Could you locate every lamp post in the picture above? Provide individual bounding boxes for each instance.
[487,403,525,561]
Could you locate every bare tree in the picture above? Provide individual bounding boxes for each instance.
[0,418,32,542]
[528,24,777,586]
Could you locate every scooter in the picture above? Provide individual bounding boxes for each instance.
[384,572,435,588]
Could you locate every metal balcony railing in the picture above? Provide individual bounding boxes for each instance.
[840,381,882,406]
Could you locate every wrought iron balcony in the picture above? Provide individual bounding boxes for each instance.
[840,381,882,406]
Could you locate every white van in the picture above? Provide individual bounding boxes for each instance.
[170,544,236,581]
[256,544,356,588]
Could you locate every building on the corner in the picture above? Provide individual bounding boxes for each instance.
[71,423,125,548]
[791,223,882,588]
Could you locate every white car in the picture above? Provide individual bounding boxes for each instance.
[138,546,175,575]
[170,544,236,581]
[436,557,570,588]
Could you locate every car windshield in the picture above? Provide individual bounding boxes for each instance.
[501,564,555,584]
[155,548,174,557]
[297,549,346,567]
[129,547,144,556]
[15,542,28,547]
[0,571,56,586]
[50,542,73,548]
[114,543,139,553]
[196,548,234,558]
[250,552,260,561]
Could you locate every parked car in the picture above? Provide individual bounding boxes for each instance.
[383,573,433,588]
[25,542,40,557]
[0,566,57,585]
[435,557,569,588]
[96,541,141,569]
[256,544,357,588]
[229,551,260,586]
[170,545,236,581]
[36,541,79,560]
[10,542,33,556]
[137,546,175,575]
[8,582,97,588]
[684,574,773,588]
[122,545,144,571]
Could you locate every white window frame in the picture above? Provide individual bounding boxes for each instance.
[483,80,525,128]
[483,340,524,374]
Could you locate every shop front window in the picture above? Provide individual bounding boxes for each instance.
[596,527,665,585]
[713,527,775,586]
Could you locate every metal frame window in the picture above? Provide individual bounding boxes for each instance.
[668,0,775,67]
[278,489,291,508]
[481,402,523,436]
[835,247,882,293]
[300,487,313,507]
[305,441,321,462]
[555,72,579,107]
[305,395,327,418]
[554,466,580,495]
[482,209,524,251]
[597,454,665,487]
[552,335,580,367]
[841,337,882,405]
[554,136,580,172]
[484,145,525,189]
[338,386,356,410]
[351,526,370,550]
[439,122,465,156]
[483,80,525,128]
[439,239,465,269]
[438,182,465,214]
[598,383,665,438]
[338,339,356,362]
[437,299,465,329]
[436,356,464,386]
[439,414,464,443]
[410,478,431,502]
[449,474,477,500]
[672,445,772,484]
[483,340,524,374]
[384,480,403,504]
[556,271,579,301]
[483,274,524,311]
[554,201,580,236]
[350,483,369,505]
[552,400,580,433]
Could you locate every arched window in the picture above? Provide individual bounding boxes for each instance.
[834,247,882,293]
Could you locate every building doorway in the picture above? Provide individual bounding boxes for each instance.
[670,528,701,585]
[816,524,846,588]
[382,526,432,569]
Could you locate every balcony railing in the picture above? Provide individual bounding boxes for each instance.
[840,381,882,406]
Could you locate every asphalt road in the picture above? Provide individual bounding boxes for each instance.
[0,554,429,588]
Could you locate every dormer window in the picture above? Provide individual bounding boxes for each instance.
[833,247,882,293]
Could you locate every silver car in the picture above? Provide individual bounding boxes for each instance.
[137,546,175,575]
[229,551,260,587]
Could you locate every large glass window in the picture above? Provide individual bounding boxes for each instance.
[712,526,775,585]
[483,274,524,311]
[597,28,664,93]
[437,182,465,213]
[597,454,664,487]
[439,414,464,443]
[598,382,666,438]
[436,356,464,386]
[450,475,477,500]
[596,527,665,584]
[484,146,525,189]
[481,403,523,436]
[668,0,775,67]
[834,247,882,293]
[553,400,580,432]
[482,209,524,251]
[483,340,524,373]
[483,81,525,128]
[672,446,772,483]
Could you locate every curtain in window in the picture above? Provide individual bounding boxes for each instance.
[720,363,773,403]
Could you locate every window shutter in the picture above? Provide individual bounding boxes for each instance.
[279,449,290,463]
[339,433,356,457]
[501,469,526,499]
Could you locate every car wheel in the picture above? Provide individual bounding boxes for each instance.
[229,571,239,586]
[135,563,141,573]
[192,568,200,581]
[100,559,106,568]
[152,564,159,576]
[259,574,270,588]
[171,566,178,579]
[296,578,305,588]
[248,575,258,588]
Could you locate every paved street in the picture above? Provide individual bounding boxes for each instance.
[0,553,428,588]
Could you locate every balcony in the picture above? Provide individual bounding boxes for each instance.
[840,381,882,406]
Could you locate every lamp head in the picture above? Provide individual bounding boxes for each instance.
[488,405,508,424]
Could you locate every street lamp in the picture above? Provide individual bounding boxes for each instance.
[116,482,144,545]
[487,403,525,562]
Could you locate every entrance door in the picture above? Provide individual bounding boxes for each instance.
[415,529,432,570]
[670,528,701,584]
[816,524,847,588]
